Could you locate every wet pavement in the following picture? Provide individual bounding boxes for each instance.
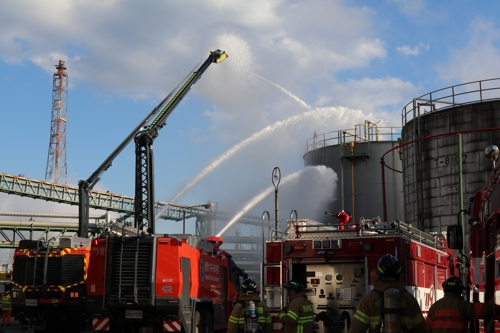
[0,320,94,333]
[0,320,30,333]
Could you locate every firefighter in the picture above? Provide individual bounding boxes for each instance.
[1,293,11,326]
[349,254,426,333]
[333,210,351,230]
[279,279,314,333]
[425,275,493,333]
[228,279,272,333]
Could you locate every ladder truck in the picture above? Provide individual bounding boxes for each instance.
[262,214,455,333]
[446,144,500,333]
[10,49,241,333]
[86,229,244,332]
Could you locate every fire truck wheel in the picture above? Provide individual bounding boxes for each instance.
[196,311,213,333]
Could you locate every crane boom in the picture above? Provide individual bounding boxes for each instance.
[134,49,227,233]
[78,101,167,235]
[78,49,228,237]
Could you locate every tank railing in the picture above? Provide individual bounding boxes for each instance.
[410,98,461,124]
[402,78,500,125]
[305,126,402,153]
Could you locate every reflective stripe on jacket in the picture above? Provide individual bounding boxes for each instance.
[425,293,492,333]
[1,297,11,311]
[348,279,426,333]
[228,292,273,333]
[279,292,314,333]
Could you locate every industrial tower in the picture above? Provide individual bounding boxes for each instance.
[45,60,68,184]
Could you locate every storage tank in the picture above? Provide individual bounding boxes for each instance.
[401,78,500,233]
[303,120,403,224]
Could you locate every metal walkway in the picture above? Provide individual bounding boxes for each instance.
[0,172,265,250]
[0,172,262,224]
[0,172,265,284]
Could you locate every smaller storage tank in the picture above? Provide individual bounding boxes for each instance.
[303,120,403,224]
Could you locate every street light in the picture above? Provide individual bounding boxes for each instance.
[272,167,281,240]
[168,202,212,234]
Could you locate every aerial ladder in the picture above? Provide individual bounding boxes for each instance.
[77,49,228,237]
[9,50,228,333]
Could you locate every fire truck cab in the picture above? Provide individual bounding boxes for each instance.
[262,217,454,333]
[10,237,92,332]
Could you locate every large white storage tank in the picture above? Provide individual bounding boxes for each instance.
[401,79,500,233]
[303,121,403,224]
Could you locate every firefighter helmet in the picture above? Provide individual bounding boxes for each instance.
[241,279,258,294]
[377,254,402,281]
[442,276,465,294]
[284,279,304,293]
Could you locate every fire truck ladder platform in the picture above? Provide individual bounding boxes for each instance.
[281,218,446,250]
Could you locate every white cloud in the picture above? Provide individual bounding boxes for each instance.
[0,0,388,102]
[208,0,283,28]
[396,42,430,56]
[355,37,387,63]
[318,77,417,124]
[436,18,500,83]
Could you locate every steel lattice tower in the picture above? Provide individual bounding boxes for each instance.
[45,60,68,184]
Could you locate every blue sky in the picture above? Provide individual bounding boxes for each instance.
[1,0,500,236]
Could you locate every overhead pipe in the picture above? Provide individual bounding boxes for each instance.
[0,211,106,219]
[350,142,355,222]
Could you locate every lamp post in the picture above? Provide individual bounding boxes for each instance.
[272,167,281,240]
[168,203,212,234]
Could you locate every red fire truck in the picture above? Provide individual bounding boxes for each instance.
[262,216,455,333]
[9,49,237,333]
[10,236,93,332]
[445,144,500,333]
[86,233,243,332]
[10,227,244,333]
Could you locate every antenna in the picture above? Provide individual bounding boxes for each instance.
[45,60,68,183]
